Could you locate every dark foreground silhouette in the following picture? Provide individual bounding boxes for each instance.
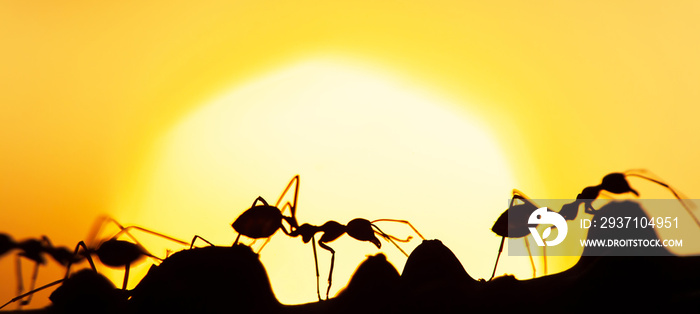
[6,243,700,313]
[4,201,700,313]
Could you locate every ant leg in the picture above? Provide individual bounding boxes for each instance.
[524,237,536,278]
[256,222,292,254]
[190,235,215,249]
[15,255,24,306]
[370,219,426,241]
[232,235,255,247]
[107,220,188,259]
[86,216,144,248]
[0,278,64,310]
[256,238,271,254]
[543,245,547,276]
[279,202,292,215]
[123,263,130,290]
[96,218,153,259]
[13,253,42,307]
[490,236,505,281]
[584,202,597,215]
[275,175,299,218]
[512,189,532,200]
[252,196,269,207]
[512,189,540,209]
[65,241,97,279]
[20,262,41,306]
[311,236,321,301]
[115,226,189,246]
[318,241,335,300]
[279,203,299,230]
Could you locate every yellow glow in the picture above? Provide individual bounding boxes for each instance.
[3,1,700,309]
[116,59,522,304]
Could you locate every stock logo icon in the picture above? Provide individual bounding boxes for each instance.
[528,207,568,247]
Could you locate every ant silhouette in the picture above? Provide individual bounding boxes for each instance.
[189,175,300,251]
[0,234,79,308]
[65,216,190,290]
[490,189,553,280]
[231,175,300,250]
[0,217,189,310]
[200,175,425,301]
[558,170,698,226]
[0,233,14,256]
[290,218,425,300]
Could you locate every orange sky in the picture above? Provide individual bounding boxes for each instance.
[2,0,700,308]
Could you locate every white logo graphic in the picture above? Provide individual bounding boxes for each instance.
[528,207,568,247]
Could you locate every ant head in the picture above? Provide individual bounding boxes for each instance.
[346,219,381,248]
[601,173,639,196]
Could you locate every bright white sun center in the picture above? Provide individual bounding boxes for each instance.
[119,60,519,304]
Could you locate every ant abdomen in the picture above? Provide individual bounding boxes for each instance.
[94,239,149,268]
[232,205,284,239]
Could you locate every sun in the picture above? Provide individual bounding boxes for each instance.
[116,59,526,304]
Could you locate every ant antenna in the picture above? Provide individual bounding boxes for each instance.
[369,220,426,258]
[370,225,409,257]
[624,169,699,227]
[370,219,426,241]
